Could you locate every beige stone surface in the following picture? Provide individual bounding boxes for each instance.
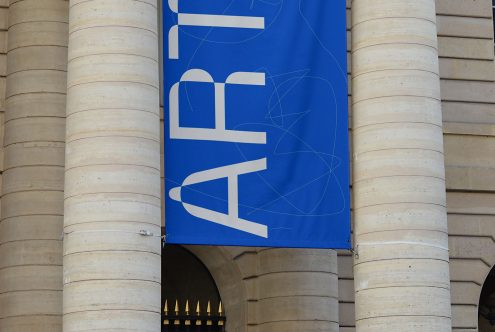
[0,290,62,318]
[442,80,495,103]
[0,31,6,54]
[437,15,493,38]
[439,58,495,81]
[64,311,159,332]
[451,282,482,305]
[0,10,6,317]
[452,305,478,329]
[340,328,355,332]
[257,321,340,332]
[339,279,355,303]
[255,248,340,332]
[0,1,68,330]
[339,302,355,328]
[438,36,494,60]
[63,0,161,331]
[436,0,495,330]
[435,0,493,18]
[0,316,62,332]
[351,1,451,331]
[4,93,66,120]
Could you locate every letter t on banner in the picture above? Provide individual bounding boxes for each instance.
[167,0,264,59]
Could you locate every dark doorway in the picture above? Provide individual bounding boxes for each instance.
[162,245,225,331]
[480,267,495,331]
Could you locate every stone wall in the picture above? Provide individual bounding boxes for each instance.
[0,1,68,330]
[338,1,495,331]
[438,0,495,330]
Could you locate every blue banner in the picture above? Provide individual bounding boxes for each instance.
[164,0,350,248]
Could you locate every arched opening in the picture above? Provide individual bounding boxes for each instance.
[162,245,225,331]
[480,266,495,331]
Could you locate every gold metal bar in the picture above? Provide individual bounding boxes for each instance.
[173,299,180,325]
[218,301,224,326]
[196,301,202,326]
[206,300,212,325]
[163,300,169,325]
[185,300,191,325]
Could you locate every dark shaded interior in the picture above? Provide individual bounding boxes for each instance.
[480,267,495,331]
[162,245,224,331]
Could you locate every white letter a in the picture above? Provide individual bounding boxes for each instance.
[169,159,268,238]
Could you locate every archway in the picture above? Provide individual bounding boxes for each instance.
[162,245,225,331]
[480,266,495,331]
[185,246,248,332]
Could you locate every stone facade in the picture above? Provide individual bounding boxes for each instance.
[0,0,493,331]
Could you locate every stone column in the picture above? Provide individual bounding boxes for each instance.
[63,0,161,331]
[256,249,339,332]
[351,0,451,331]
[0,1,68,331]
